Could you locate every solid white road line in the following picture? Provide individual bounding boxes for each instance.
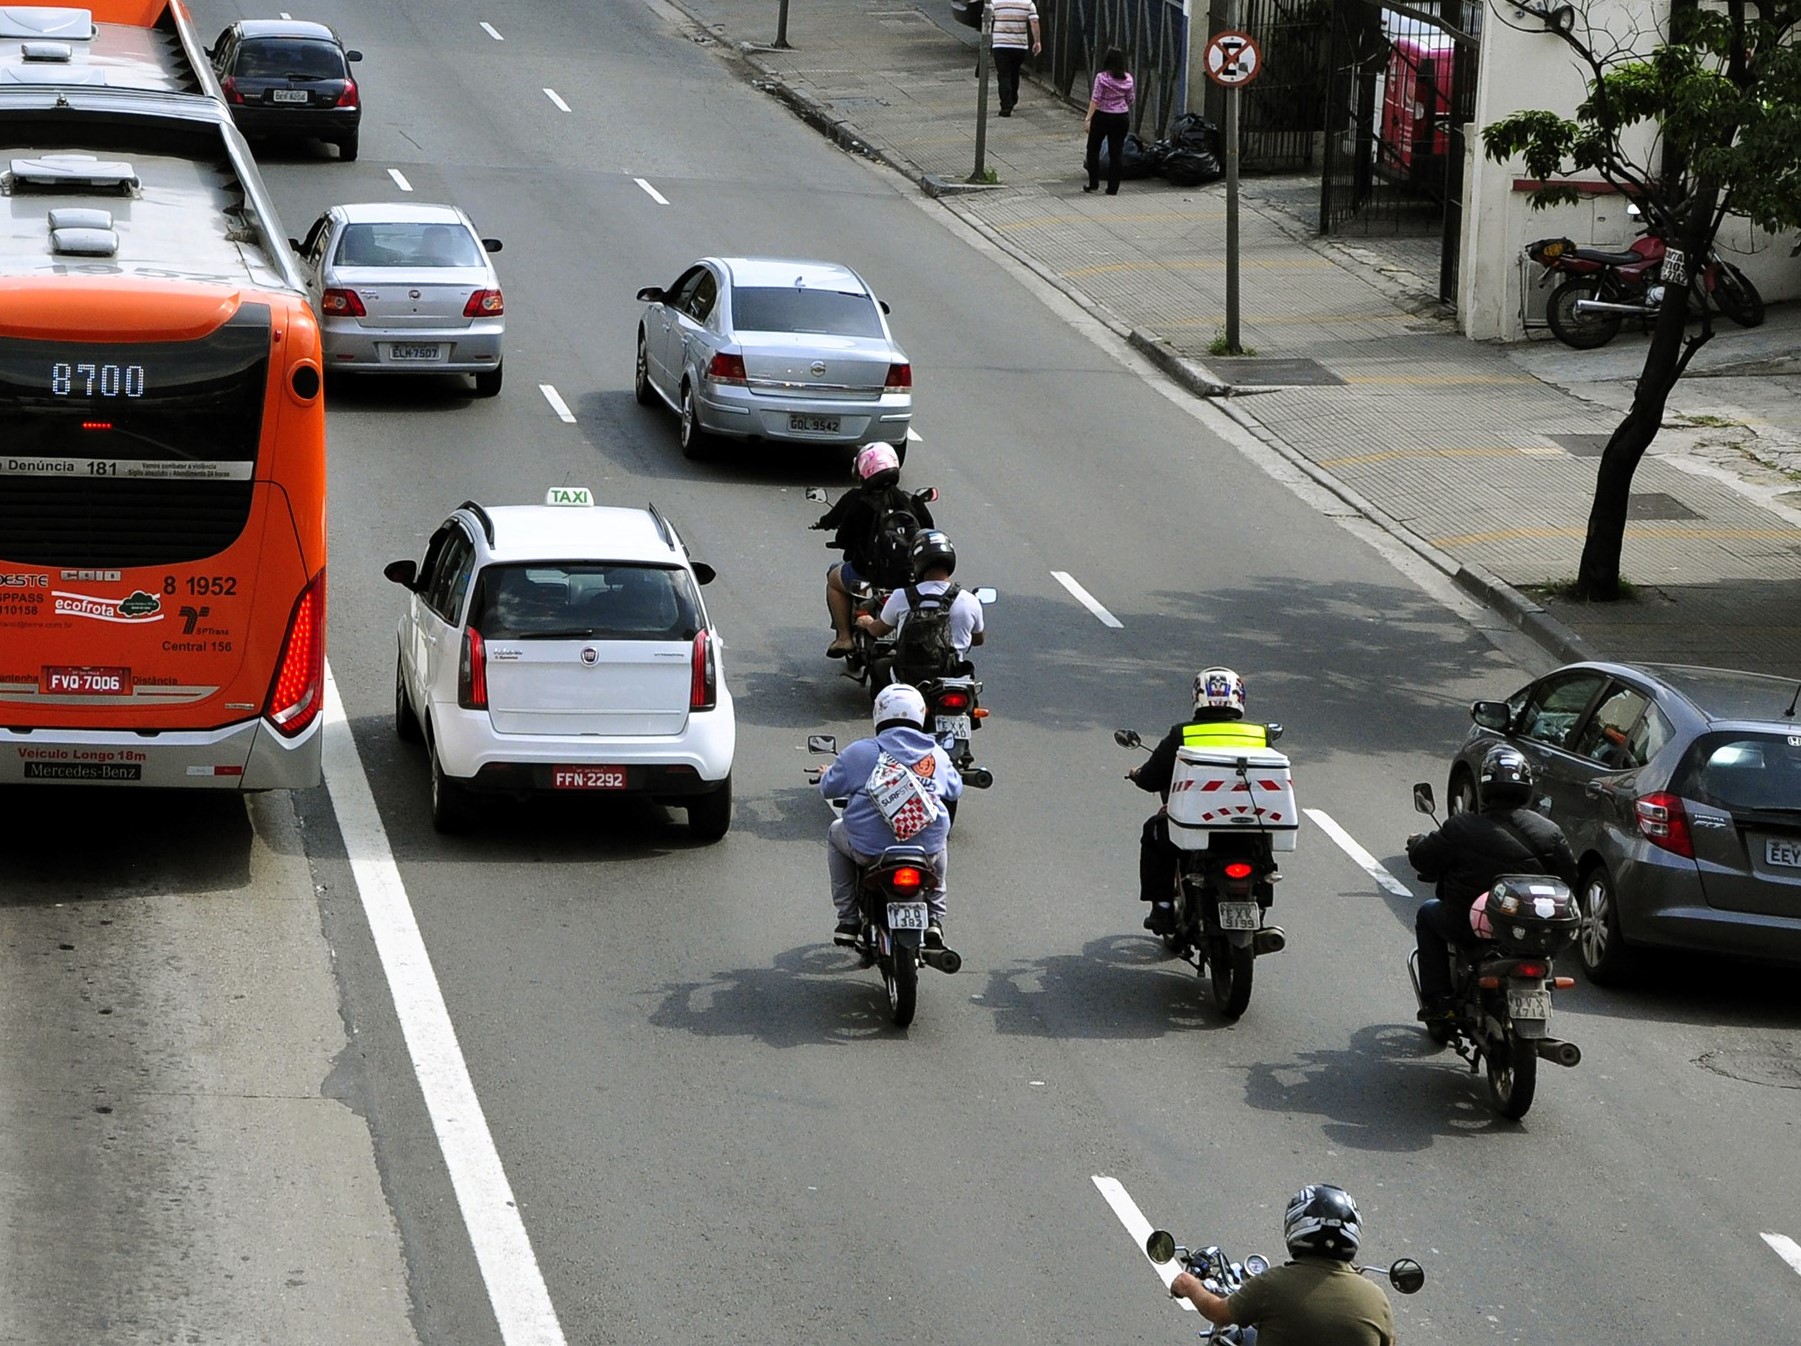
[1051,571,1123,628]
[539,384,576,423]
[543,89,571,113]
[907,426,922,441]
[388,168,413,192]
[634,177,669,206]
[1305,807,1413,896]
[1091,1176,1191,1309]
[480,21,505,40]
[1763,1232,1801,1277]
[321,669,566,1345]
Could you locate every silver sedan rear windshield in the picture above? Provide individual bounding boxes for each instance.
[335,223,484,268]
[730,287,884,338]
[472,564,701,641]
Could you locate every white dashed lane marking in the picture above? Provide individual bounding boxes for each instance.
[1304,808,1413,896]
[539,385,576,423]
[1092,1176,1192,1309]
[634,178,669,205]
[1765,1232,1801,1277]
[388,168,413,192]
[1051,571,1123,628]
[543,89,570,112]
[480,21,505,40]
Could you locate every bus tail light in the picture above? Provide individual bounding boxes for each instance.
[267,570,326,737]
[690,629,716,710]
[458,628,488,710]
[464,289,505,317]
[322,288,366,317]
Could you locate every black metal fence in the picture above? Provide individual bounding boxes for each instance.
[1040,0,1189,140]
[1232,0,1333,171]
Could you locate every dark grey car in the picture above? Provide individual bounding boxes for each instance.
[1446,661,1801,983]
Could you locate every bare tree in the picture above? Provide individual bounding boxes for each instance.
[1483,0,1801,599]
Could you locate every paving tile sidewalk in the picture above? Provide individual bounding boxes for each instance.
[678,0,1801,675]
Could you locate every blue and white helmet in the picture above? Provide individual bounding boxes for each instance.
[1194,666,1246,717]
[1284,1184,1362,1261]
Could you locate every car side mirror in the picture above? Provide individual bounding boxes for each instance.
[636,286,667,303]
[1145,1230,1177,1264]
[482,238,503,253]
[1388,1259,1426,1295]
[346,50,363,62]
[878,299,892,315]
[1471,699,1511,731]
[289,237,301,251]
[1114,728,1142,749]
[1413,782,1436,816]
[384,559,419,590]
[1265,721,1284,743]
[807,734,838,755]
[690,562,716,585]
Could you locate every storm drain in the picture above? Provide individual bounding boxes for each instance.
[1219,357,1345,387]
[1697,1042,1801,1089]
[1628,492,1703,520]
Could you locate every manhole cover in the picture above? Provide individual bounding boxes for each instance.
[1628,492,1702,520]
[1697,1043,1801,1089]
[1550,433,1611,457]
[1219,357,1345,387]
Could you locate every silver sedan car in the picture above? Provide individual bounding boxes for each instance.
[634,257,913,460]
[296,202,505,396]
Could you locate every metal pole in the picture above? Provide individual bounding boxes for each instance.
[969,20,991,183]
[775,0,790,49]
[1223,1,1242,354]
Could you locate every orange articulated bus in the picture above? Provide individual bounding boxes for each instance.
[0,0,326,789]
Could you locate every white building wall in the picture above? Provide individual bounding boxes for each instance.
[1460,0,1798,339]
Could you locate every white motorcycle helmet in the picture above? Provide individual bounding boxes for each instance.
[1194,666,1246,717]
[873,684,927,731]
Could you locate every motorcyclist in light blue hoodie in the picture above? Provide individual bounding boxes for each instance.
[819,684,962,949]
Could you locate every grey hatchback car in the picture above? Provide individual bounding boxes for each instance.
[1447,661,1801,983]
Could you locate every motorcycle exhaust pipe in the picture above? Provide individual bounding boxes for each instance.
[963,767,994,789]
[1573,299,1656,317]
[1251,926,1287,956]
[1534,1038,1581,1068]
[920,947,962,975]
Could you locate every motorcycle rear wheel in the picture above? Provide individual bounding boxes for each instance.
[1712,262,1765,327]
[883,948,918,1028]
[1546,277,1623,349]
[1486,1029,1538,1120]
[1206,936,1255,1019]
[1162,881,1191,955]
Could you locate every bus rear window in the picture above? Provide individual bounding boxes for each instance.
[0,304,270,568]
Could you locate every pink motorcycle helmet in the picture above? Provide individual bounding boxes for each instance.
[1469,891,1493,940]
[853,442,900,483]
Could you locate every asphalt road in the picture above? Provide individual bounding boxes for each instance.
[3,1,1799,1342]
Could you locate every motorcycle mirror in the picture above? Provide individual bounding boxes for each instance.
[804,486,827,502]
[1145,1230,1176,1264]
[1265,722,1284,743]
[917,486,939,503]
[1114,728,1141,749]
[973,586,997,604]
[1536,794,1554,817]
[1412,782,1436,816]
[1388,1258,1426,1295]
[806,734,838,754]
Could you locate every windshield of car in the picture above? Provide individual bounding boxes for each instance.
[236,38,345,80]
[334,223,484,269]
[730,286,884,337]
[1677,732,1801,813]
[471,564,701,641]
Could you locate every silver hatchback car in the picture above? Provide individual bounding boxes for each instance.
[296,202,505,396]
[634,257,913,460]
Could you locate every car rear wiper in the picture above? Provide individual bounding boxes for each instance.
[283,72,326,81]
[517,628,600,640]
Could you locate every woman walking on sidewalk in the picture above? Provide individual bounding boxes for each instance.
[1083,48,1135,195]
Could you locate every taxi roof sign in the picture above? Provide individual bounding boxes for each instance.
[545,486,593,506]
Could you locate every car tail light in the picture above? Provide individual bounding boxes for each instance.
[690,629,717,710]
[464,289,504,317]
[1635,791,1695,858]
[322,288,366,317]
[335,78,358,109]
[267,570,326,736]
[889,866,924,892]
[936,691,970,711]
[1223,861,1255,880]
[884,362,912,392]
[706,352,747,385]
[458,628,488,710]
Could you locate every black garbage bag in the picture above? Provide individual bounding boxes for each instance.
[1162,146,1223,187]
[1098,132,1165,181]
[1165,112,1223,158]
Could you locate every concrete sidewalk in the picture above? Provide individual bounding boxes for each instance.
[680,0,1801,675]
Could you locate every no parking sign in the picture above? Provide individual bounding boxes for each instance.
[1204,30,1262,87]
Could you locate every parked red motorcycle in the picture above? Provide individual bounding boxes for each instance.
[1527,216,1764,349]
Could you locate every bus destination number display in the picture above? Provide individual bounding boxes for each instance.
[41,666,133,696]
[51,362,147,398]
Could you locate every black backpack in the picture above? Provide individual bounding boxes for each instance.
[891,582,963,676]
[863,499,922,590]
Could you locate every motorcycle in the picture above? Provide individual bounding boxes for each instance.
[1144,1228,1424,1341]
[1407,782,1584,1121]
[1526,208,1764,349]
[804,483,937,693]
[913,664,995,795]
[1116,727,1293,1019]
[807,733,961,1027]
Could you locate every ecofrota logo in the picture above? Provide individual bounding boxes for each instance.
[52,589,164,624]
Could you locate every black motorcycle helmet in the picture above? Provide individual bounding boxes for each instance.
[1479,744,1534,809]
[909,529,956,577]
[1283,1184,1363,1261]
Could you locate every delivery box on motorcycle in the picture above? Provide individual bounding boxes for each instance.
[1482,875,1580,956]
[1166,747,1298,852]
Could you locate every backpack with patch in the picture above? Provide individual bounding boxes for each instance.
[891,582,963,678]
[862,496,923,590]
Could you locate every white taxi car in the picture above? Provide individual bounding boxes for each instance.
[384,488,734,837]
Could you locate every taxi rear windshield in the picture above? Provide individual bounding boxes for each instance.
[1678,732,1801,814]
[730,287,884,338]
[472,563,702,641]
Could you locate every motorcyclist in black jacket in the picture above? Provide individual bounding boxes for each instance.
[811,443,933,659]
[1406,744,1579,1021]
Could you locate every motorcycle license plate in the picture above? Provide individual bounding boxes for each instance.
[886,902,929,931]
[934,714,970,738]
[1508,989,1552,1021]
[1217,901,1259,931]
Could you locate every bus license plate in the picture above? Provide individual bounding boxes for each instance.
[886,902,930,931]
[270,89,309,104]
[1508,989,1553,1021]
[41,666,132,695]
[389,344,445,361]
[551,767,627,790]
[788,413,841,434]
[934,714,970,739]
[1217,901,1259,931]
